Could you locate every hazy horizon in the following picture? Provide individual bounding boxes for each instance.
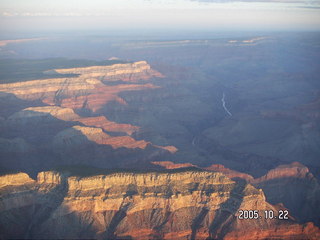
[0,0,320,33]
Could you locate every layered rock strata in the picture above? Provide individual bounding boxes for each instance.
[0,61,177,167]
[153,160,320,227]
[0,61,162,112]
[1,170,319,240]
[52,61,164,82]
[53,125,149,149]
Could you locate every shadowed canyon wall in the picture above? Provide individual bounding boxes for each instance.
[1,170,319,240]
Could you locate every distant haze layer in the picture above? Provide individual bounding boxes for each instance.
[0,0,320,32]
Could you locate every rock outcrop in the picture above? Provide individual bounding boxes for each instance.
[0,170,319,240]
[0,61,162,112]
[8,106,140,135]
[9,106,80,122]
[76,116,139,135]
[53,125,149,149]
[152,160,320,228]
[252,162,312,184]
[52,61,164,82]
[152,161,196,169]
[152,161,254,182]
[0,61,177,173]
[252,162,320,226]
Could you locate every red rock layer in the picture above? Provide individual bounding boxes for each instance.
[152,161,196,169]
[97,135,149,149]
[152,161,313,184]
[154,146,178,154]
[53,61,164,83]
[75,116,139,135]
[1,171,320,240]
[152,161,254,181]
[252,162,311,184]
[58,83,158,112]
[225,222,320,240]
[205,164,254,182]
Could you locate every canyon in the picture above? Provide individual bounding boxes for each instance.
[1,32,320,239]
[153,161,320,228]
[0,60,176,175]
[1,170,319,240]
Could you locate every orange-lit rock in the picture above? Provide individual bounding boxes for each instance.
[75,116,139,135]
[8,106,79,121]
[0,61,162,113]
[252,162,311,184]
[53,125,149,149]
[58,83,159,112]
[154,145,178,154]
[205,164,254,182]
[52,61,164,82]
[152,161,195,169]
[0,60,177,152]
[151,161,254,181]
[1,170,319,239]
[224,222,320,240]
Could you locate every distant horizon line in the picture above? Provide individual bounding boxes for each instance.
[1,28,320,35]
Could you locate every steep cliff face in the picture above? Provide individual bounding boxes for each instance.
[0,171,319,240]
[0,171,67,239]
[9,106,80,122]
[76,115,139,135]
[0,61,177,173]
[252,162,320,226]
[152,161,255,182]
[0,61,162,112]
[8,106,140,136]
[153,160,320,228]
[0,173,38,239]
[0,77,97,101]
[52,61,164,82]
[53,125,149,149]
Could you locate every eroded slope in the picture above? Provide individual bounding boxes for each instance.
[1,170,319,240]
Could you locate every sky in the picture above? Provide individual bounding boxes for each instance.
[0,0,319,32]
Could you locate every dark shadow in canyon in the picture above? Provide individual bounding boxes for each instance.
[105,202,133,240]
[24,174,69,239]
[197,136,284,178]
[0,92,45,118]
[191,206,210,240]
[0,103,172,178]
[255,177,320,227]
[207,179,246,240]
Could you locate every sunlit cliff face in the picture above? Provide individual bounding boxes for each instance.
[0,60,177,176]
[1,170,319,240]
[0,61,163,106]
[0,31,320,240]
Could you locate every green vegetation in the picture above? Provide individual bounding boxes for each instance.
[0,58,128,83]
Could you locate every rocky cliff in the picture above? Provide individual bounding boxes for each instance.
[153,160,320,228]
[0,61,162,112]
[53,125,149,149]
[51,61,164,82]
[8,106,140,135]
[0,61,176,174]
[253,162,320,227]
[0,170,319,240]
